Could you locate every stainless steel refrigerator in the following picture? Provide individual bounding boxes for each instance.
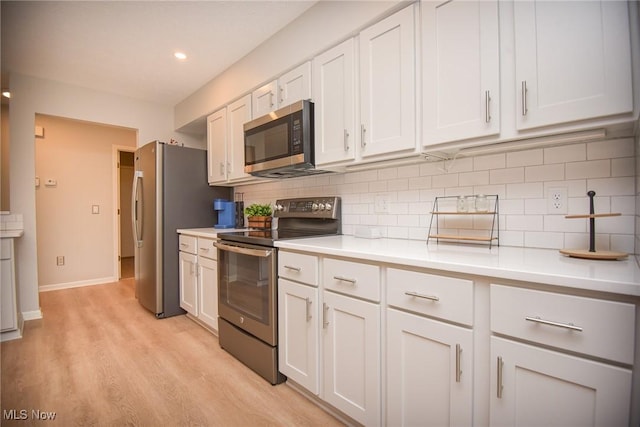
[132,141,232,318]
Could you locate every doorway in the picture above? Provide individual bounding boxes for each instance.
[118,149,135,279]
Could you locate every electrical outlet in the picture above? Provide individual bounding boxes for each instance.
[374,194,389,214]
[547,187,568,214]
[56,256,65,266]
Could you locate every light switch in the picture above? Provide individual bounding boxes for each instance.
[92,205,100,214]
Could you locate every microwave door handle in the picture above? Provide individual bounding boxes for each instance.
[132,170,143,247]
[213,242,273,258]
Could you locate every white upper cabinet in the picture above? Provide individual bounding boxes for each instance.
[359,4,417,159]
[252,80,278,118]
[514,0,633,130]
[312,38,356,166]
[207,94,252,185]
[423,0,500,146]
[279,62,312,108]
[206,108,227,185]
[252,62,311,117]
[226,94,252,182]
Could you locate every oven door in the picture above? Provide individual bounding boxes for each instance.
[214,241,277,346]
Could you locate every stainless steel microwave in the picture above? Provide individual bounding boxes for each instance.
[244,100,324,179]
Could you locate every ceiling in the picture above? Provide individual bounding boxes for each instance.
[1,1,317,106]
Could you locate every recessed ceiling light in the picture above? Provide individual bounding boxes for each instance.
[2,91,10,99]
[174,52,187,61]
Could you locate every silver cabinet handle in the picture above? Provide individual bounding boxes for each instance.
[525,316,583,332]
[199,247,210,252]
[405,291,439,302]
[521,81,528,116]
[485,90,491,123]
[219,161,225,176]
[360,124,366,148]
[455,344,462,383]
[322,303,329,328]
[305,298,312,321]
[284,265,301,272]
[180,242,189,248]
[333,275,356,285]
[279,86,284,105]
[497,356,504,398]
[270,91,275,109]
[213,242,273,258]
[344,129,350,151]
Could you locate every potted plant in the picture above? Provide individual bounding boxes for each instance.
[244,203,273,229]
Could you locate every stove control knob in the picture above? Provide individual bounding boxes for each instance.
[274,203,284,211]
[312,203,319,211]
[324,202,332,211]
[318,203,325,211]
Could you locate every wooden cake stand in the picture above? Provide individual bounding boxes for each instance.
[559,191,628,260]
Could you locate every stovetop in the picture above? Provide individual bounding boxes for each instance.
[219,196,341,247]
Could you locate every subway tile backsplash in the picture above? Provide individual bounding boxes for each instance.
[235,137,636,254]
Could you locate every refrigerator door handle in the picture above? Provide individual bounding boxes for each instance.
[132,170,144,248]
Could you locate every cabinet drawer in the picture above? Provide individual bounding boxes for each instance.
[323,258,380,302]
[279,251,318,286]
[491,284,636,364]
[178,235,197,255]
[387,268,473,326]
[197,237,217,260]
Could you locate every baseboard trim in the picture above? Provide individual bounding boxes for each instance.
[39,276,117,292]
[22,309,42,321]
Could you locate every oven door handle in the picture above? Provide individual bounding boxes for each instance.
[213,242,273,258]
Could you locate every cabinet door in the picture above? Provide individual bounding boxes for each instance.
[323,290,380,426]
[514,0,632,130]
[423,0,500,145]
[197,257,218,332]
[312,39,356,166]
[359,4,416,158]
[278,279,319,394]
[252,80,278,117]
[490,336,632,427]
[179,251,198,316]
[226,94,252,182]
[387,309,473,427]
[279,62,311,107]
[1,239,17,332]
[206,108,227,184]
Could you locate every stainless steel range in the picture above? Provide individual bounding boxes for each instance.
[215,196,341,384]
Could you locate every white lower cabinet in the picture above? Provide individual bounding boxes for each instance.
[278,278,319,394]
[179,249,198,316]
[322,290,380,426]
[490,336,632,427]
[179,234,220,333]
[387,308,473,427]
[197,256,218,331]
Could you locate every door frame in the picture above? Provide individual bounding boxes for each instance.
[112,145,136,280]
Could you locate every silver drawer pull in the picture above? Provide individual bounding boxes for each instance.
[180,242,189,247]
[525,316,583,332]
[284,265,301,272]
[405,291,439,302]
[305,298,312,321]
[333,275,356,285]
[200,247,210,252]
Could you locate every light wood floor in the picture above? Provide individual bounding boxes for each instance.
[1,279,343,426]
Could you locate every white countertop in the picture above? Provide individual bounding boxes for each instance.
[177,227,247,238]
[275,236,640,297]
[0,230,23,238]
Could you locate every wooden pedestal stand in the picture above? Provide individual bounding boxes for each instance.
[559,191,628,260]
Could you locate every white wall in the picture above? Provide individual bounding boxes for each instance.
[35,114,136,289]
[8,74,199,318]
[236,137,636,254]
[175,0,404,130]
